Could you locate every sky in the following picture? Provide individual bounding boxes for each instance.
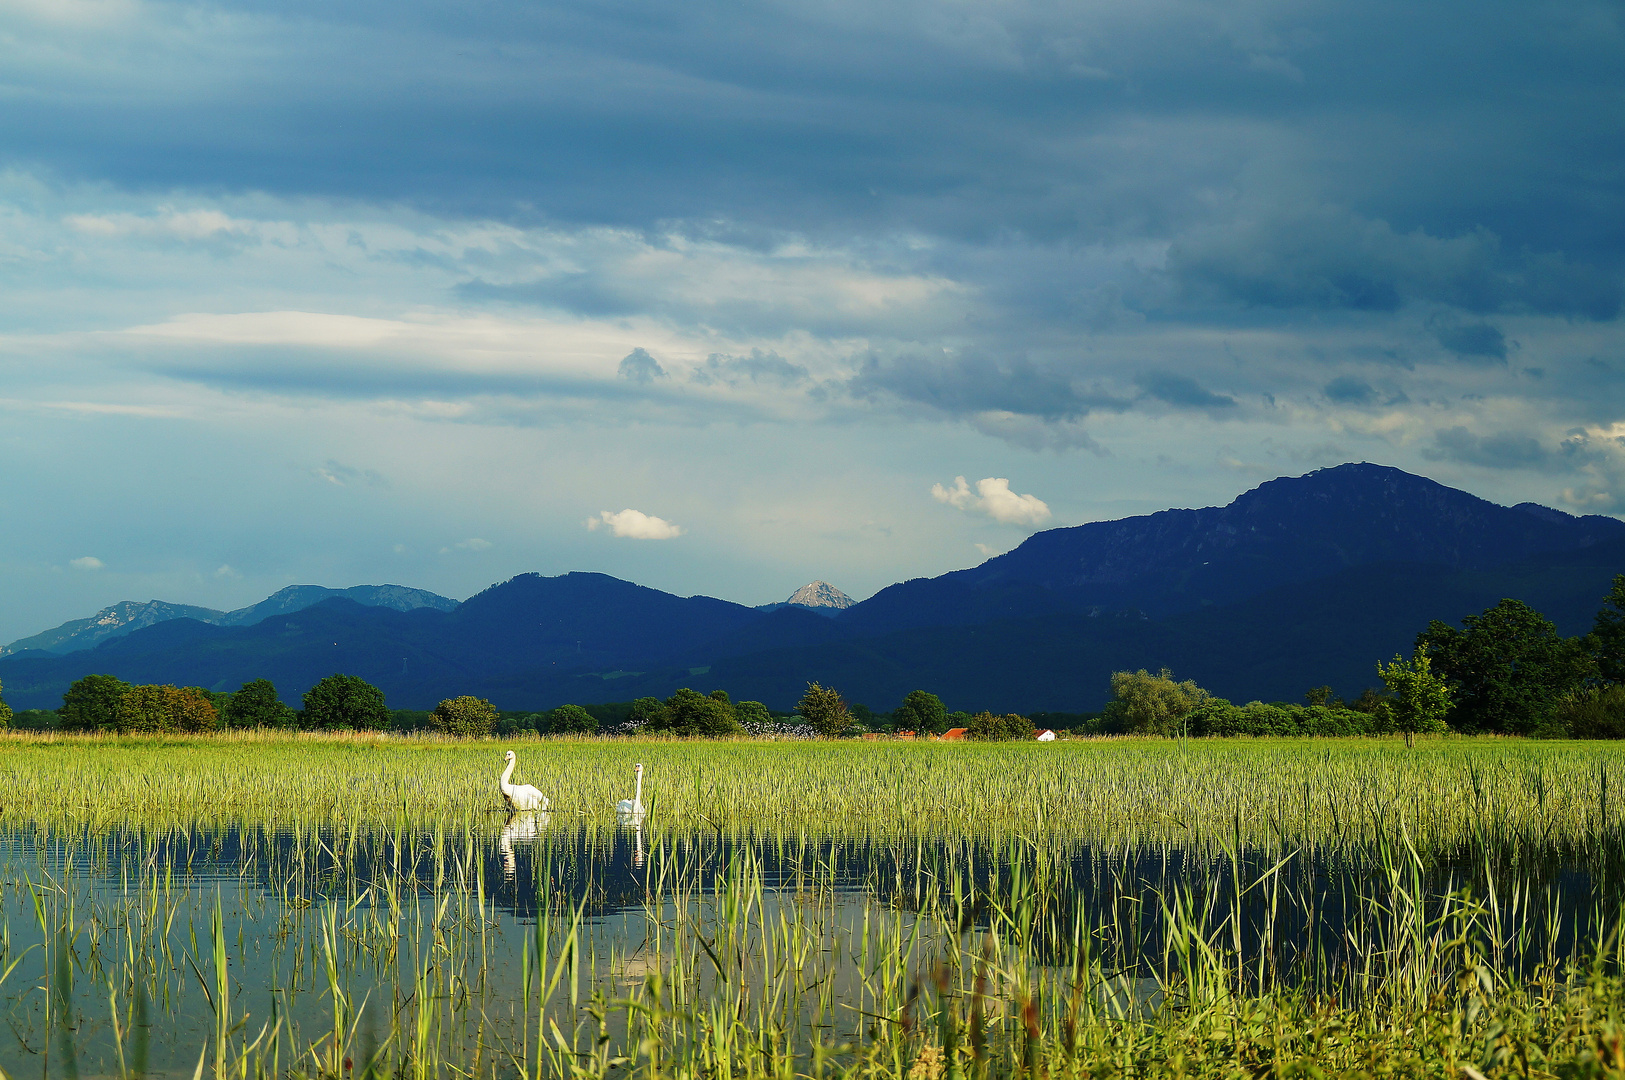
[1,0,1623,641]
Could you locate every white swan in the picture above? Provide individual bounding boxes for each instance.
[616,762,645,825]
[500,750,550,811]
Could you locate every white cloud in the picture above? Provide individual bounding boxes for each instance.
[931,476,1052,527]
[214,564,240,578]
[69,556,103,570]
[587,508,684,540]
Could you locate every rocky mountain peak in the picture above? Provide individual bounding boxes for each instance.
[786,581,854,609]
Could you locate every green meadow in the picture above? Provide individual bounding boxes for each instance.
[3,733,1625,1078]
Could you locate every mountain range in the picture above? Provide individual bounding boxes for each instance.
[3,463,1622,713]
[0,585,458,657]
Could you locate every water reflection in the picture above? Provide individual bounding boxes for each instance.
[498,810,549,882]
[0,818,1619,1078]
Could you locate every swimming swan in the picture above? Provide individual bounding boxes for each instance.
[616,762,645,825]
[500,750,550,811]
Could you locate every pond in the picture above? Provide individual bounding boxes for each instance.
[1,807,1620,1079]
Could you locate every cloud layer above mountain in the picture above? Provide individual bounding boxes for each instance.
[0,0,1621,640]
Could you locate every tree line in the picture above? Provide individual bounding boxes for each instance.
[0,672,1043,742]
[1105,575,1625,740]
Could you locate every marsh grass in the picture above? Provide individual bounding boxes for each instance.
[3,731,1625,848]
[1,734,1625,1076]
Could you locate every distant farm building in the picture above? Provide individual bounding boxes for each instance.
[1035,729,1057,741]
[941,728,968,741]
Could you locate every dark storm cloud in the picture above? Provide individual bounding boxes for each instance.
[1136,373,1238,411]
[10,0,1622,262]
[1426,427,1570,472]
[1323,376,1377,405]
[6,0,1623,437]
[1167,209,1622,319]
[847,351,1130,422]
[1429,318,1508,362]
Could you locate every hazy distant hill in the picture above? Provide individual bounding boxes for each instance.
[3,465,1622,713]
[1,584,458,657]
[0,600,227,657]
[0,572,763,709]
[214,584,458,626]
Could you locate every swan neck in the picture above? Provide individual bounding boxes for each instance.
[634,769,644,806]
[501,756,516,789]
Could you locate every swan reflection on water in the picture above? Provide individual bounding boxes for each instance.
[499,810,549,882]
[616,811,645,868]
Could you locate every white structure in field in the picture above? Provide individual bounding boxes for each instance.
[1035,729,1057,741]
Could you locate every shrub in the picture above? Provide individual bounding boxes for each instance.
[431,695,499,736]
[1555,684,1625,739]
[965,711,1037,741]
[0,679,10,730]
[12,709,56,731]
[1185,700,1401,738]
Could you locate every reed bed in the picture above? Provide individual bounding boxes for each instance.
[1,732,1624,850]
[1,734,1624,1077]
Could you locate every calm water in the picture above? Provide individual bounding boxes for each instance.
[0,815,1616,1078]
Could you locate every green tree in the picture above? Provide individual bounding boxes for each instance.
[302,674,389,731]
[1304,685,1339,707]
[115,685,219,733]
[734,700,772,729]
[224,679,296,729]
[59,674,131,732]
[546,703,598,735]
[893,690,948,735]
[1590,574,1625,683]
[796,682,851,738]
[1104,668,1210,737]
[0,679,11,730]
[628,697,664,729]
[645,688,740,737]
[965,711,1037,741]
[1419,599,1593,734]
[1376,647,1452,747]
[431,695,499,736]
